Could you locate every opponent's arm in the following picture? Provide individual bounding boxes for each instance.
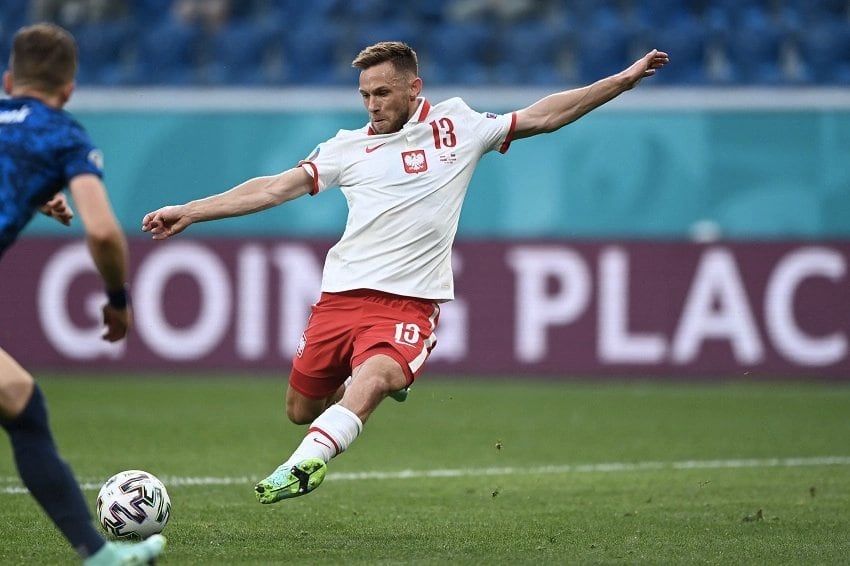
[68,173,131,342]
[39,192,74,225]
[513,50,669,140]
[141,166,313,240]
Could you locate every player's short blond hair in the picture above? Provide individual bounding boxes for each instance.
[9,23,77,94]
[352,41,419,77]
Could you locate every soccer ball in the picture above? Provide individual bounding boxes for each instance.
[96,470,171,539]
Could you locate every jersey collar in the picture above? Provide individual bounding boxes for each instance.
[410,97,431,124]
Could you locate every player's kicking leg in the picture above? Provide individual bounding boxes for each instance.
[255,355,406,504]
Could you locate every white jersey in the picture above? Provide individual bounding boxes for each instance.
[300,97,516,301]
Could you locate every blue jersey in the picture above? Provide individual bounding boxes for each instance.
[0,96,103,257]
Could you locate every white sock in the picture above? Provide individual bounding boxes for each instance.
[286,404,363,465]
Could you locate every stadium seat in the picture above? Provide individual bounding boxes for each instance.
[633,1,710,85]
[631,0,695,27]
[720,6,787,84]
[495,20,568,86]
[136,20,203,86]
[407,0,450,24]
[571,4,634,84]
[352,17,421,53]
[641,26,710,85]
[206,21,281,86]
[134,0,174,29]
[282,22,346,85]
[784,0,849,26]
[797,20,850,84]
[73,21,139,86]
[0,0,27,31]
[8,0,848,87]
[421,21,495,85]
[0,0,32,66]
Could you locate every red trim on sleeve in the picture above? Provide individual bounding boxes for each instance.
[297,161,320,195]
[498,112,517,154]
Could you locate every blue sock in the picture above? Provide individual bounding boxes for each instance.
[1,385,105,558]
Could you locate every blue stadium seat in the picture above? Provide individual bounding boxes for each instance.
[571,3,634,84]
[784,0,849,26]
[282,22,345,84]
[134,0,174,29]
[407,1,450,24]
[797,20,850,84]
[336,0,397,21]
[206,21,281,85]
[0,0,27,30]
[495,20,568,86]
[352,17,421,53]
[136,20,203,85]
[277,0,344,28]
[420,21,495,85]
[11,0,846,87]
[0,0,31,66]
[632,0,696,27]
[634,1,710,85]
[641,26,710,85]
[73,21,139,86]
[720,6,787,84]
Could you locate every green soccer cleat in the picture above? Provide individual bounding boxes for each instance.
[388,387,410,402]
[254,458,327,504]
[84,533,166,566]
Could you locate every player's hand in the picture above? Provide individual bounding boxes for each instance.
[102,304,132,342]
[40,192,74,226]
[141,205,192,240]
[622,49,669,89]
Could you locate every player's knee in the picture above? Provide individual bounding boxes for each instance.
[285,392,325,425]
[0,365,34,421]
[355,353,408,393]
[286,405,316,425]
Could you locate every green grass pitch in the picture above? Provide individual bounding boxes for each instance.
[2,375,849,564]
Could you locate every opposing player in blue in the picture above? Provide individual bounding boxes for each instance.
[0,23,165,565]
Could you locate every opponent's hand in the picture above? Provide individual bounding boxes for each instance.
[102,304,131,342]
[622,49,669,89]
[40,192,74,226]
[141,205,192,240]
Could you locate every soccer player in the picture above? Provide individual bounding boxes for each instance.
[142,42,669,503]
[0,23,166,565]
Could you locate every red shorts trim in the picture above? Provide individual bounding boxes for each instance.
[289,290,440,400]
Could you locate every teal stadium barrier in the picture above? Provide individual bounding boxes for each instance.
[23,89,850,241]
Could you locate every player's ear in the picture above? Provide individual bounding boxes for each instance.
[58,80,75,106]
[410,76,422,100]
[2,71,12,95]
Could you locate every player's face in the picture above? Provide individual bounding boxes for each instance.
[359,61,420,134]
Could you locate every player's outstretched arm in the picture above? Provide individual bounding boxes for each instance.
[513,49,669,140]
[142,167,313,240]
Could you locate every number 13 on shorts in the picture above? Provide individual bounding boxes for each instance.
[394,322,421,347]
